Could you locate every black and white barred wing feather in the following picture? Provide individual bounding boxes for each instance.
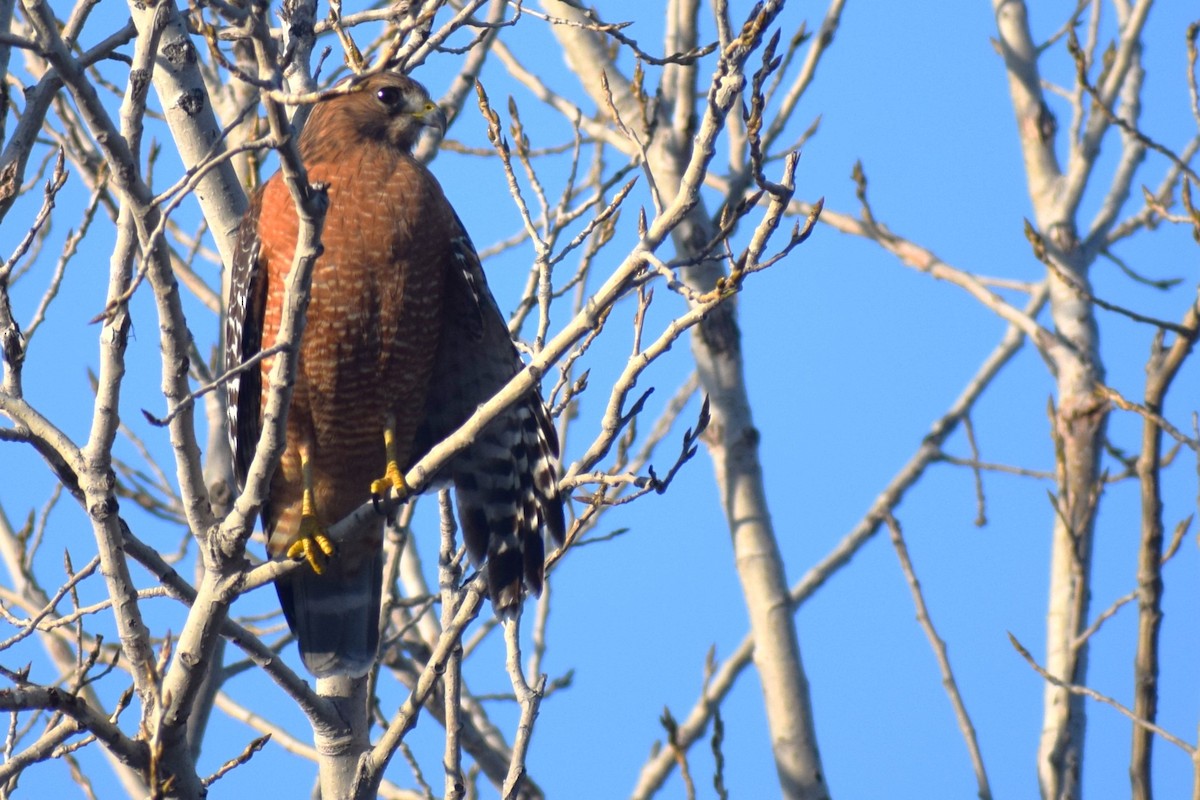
[225,191,267,496]
[414,213,566,612]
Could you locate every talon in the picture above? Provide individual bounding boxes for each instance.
[370,460,409,500]
[370,416,411,503]
[289,447,335,574]
[287,515,335,574]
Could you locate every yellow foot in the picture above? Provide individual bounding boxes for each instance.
[370,460,410,502]
[286,515,335,575]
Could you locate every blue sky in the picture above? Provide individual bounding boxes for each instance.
[3,1,1199,798]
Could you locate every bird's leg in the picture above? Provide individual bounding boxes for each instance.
[286,445,335,574]
[370,414,411,503]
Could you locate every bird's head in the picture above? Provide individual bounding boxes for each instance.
[306,73,447,153]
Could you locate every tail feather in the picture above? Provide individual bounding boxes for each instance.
[275,519,384,679]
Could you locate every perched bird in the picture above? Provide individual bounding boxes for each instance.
[226,72,565,678]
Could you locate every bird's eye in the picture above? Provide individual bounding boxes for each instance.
[376,86,403,107]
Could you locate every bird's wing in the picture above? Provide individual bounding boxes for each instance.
[414,212,566,612]
[226,190,267,498]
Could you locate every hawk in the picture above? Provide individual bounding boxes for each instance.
[226,72,565,678]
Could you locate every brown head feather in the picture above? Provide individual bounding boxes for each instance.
[300,73,446,160]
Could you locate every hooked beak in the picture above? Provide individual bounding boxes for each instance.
[417,103,447,136]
